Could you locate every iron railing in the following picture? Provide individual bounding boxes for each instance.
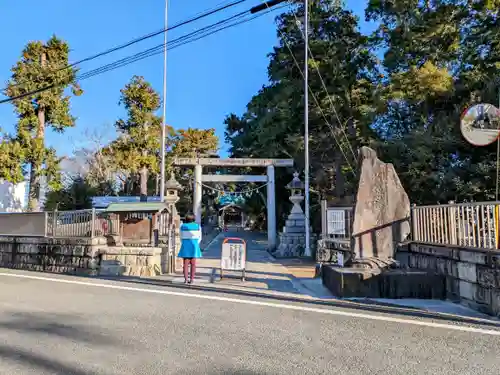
[411,201,499,249]
[0,209,171,239]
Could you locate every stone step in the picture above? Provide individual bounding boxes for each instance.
[99,260,126,276]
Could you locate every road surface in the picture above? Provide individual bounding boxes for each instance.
[0,269,499,375]
[461,128,499,145]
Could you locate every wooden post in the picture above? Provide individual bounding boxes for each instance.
[411,204,418,241]
[447,201,457,245]
[91,208,96,238]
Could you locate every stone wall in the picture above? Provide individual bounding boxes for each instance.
[0,236,175,277]
[0,236,103,275]
[397,242,500,317]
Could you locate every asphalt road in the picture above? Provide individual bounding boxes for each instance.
[0,270,499,375]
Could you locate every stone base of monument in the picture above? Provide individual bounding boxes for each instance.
[274,224,317,258]
[321,265,446,299]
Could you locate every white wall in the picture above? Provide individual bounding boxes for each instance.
[0,179,28,212]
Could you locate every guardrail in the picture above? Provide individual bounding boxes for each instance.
[411,201,499,249]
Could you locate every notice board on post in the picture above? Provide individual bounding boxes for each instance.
[220,237,246,281]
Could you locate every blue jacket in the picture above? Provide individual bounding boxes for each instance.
[177,222,202,258]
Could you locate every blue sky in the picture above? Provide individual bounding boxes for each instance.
[0,0,374,159]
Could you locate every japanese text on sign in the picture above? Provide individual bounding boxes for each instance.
[327,209,346,235]
[221,242,246,271]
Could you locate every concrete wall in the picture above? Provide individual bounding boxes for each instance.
[397,242,500,317]
[0,236,176,277]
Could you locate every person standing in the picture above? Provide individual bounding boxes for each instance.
[178,214,202,284]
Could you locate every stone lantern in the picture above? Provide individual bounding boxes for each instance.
[164,172,182,207]
[286,171,305,219]
[275,171,316,258]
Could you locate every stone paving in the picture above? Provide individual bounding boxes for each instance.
[167,230,328,298]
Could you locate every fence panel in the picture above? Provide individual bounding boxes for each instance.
[412,202,498,249]
[48,210,95,238]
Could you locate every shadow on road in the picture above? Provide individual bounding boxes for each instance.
[0,311,118,347]
[0,311,119,375]
[0,345,103,375]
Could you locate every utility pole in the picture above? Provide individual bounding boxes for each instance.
[160,0,168,202]
[496,85,500,201]
[304,0,311,257]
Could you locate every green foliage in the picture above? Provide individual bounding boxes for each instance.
[170,127,219,158]
[0,136,25,184]
[4,35,82,210]
[224,0,500,217]
[110,76,166,198]
[44,177,94,211]
[368,0,500,203]
[224,0,381,225]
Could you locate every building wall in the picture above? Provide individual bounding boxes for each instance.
[0,180,28,212]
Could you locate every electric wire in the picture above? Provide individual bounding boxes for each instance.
[3,0,249,93]
[0,4,287,105]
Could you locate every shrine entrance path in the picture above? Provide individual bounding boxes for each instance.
[185,230,324,297]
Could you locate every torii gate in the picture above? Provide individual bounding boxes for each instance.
[173,158,294,249]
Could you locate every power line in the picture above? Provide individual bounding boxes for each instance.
[0,4,287,105]
[76,11,251,80]
[3,0,249,93]
[79,7,286,80]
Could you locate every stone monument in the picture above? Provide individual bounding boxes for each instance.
[274,172,316,257]
[319,147,428,299]
[351,146,411,263]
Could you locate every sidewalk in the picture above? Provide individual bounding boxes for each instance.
[168,230,330,299]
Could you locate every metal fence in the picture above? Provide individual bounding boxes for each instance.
[411,201,499,249]
[0,209,171,239]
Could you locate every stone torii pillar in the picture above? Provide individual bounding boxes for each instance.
[193,164,203,224]
[266,165,276,249]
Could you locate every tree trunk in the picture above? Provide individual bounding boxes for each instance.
[139,167,148,202]
[27,162,39,212]
[27,52,47,212]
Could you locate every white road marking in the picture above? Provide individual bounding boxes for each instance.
[1,271,499,336]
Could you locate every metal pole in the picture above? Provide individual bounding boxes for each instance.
[304,0,311,257]
[496,87,500,201]
[160,0,168,202]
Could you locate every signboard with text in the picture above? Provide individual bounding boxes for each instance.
[327,209,346,236]
[220,237,246,281]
